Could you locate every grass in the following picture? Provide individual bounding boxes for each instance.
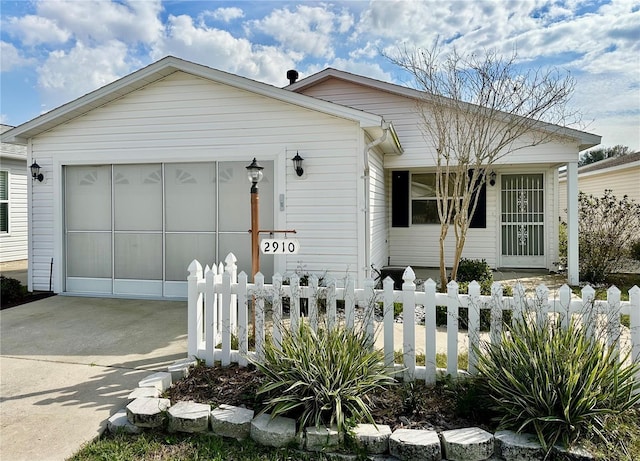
[70,430,323,461]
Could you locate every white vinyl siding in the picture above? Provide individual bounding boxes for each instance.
[29,71,365,293]
[0,158,28,262]
[369,148,388,271]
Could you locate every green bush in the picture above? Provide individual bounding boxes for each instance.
[455,258,493,283]
[576,190,640,283]
[0,276,26,304]
[475,307,640,451]
[631,239,640,261]
[252,320,397,432]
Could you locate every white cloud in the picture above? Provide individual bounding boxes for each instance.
[4,14,71,45]
[35,0,163,45]
[38,40,133,110]
[248,4,354,59]
[151,15,298,86]
[205,7,244,23]
[0,41,35,72]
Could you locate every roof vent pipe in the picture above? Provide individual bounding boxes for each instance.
[286,70,299,84]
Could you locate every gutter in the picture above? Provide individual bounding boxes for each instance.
[363,121,391,279]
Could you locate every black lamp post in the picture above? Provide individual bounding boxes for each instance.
[246,158,264,280]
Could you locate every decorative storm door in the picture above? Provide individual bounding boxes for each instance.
[500,174,545,267]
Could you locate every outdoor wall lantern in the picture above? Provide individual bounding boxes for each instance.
[489,170,497,187]
[291,152,304,177]
[30,161,44,182]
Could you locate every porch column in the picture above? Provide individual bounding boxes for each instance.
[566,162,579,285]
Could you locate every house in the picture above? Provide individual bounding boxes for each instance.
[558,151,640,217]
[0,124,28,263]
[0,57,599,298]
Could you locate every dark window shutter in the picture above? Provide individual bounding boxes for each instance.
[392,171,409,227]
[469,170,487,228]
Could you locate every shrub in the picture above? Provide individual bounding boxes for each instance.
[631,239,640,261]
[0,276,26,304]
[475,306,640,452]
[252,320,397,432]
[576,190,640,283]
[455,258,493,283]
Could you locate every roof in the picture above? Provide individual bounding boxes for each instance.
[287,68,601,151]
[1,124,26,161]
[577,151,640,174]
[1,57,402,155]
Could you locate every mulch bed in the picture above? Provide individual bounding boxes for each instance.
[164,363,494,433]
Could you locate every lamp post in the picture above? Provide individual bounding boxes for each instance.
[246,158,264,281]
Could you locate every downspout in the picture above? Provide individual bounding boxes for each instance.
[363,121,391,279]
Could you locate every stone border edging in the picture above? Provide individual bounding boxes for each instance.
[106,360,595,461]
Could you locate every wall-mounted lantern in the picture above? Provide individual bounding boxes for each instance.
[489,170,496,187]
[291,152,304,177]
[30,161,44,182]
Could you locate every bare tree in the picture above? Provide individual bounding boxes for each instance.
[389,42,581,286]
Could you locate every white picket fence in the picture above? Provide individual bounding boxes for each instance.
[187,253,640,384]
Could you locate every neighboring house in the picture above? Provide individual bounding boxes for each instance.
[0,57,599,298]
[0,124,28,263]
[558,152,640,218]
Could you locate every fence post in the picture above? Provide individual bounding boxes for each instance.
[254,272,265,363]
[290,274,300,333]
[629,285,640,390]
[238,271,249,367]
[512,282,526,323]
[327,278,337,330]
[187,259,203,359]
[490,282,503,346]
[220,270,232,366]
[204,266,216,366]
[309,275,319,332]
[363,277,375,348]
[558,284,572,329]
[383,276,395,372]
[272,273,283,350]
[345,275,355,330]
[447,280,459,377]
[536,284,549,328]
[403,266,416,382]
[225,253,238,336]
[581,285,596,340]
[467,281,481,375]
[424,278,437,384]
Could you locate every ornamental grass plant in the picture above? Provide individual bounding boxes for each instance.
[251,319,397,433]
[475,305,640,455]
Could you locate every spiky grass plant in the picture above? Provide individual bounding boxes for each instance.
[251,319,397,433]
[475,310,640,452]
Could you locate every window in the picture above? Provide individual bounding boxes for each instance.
[0,171,8,233]
[391,170,486,228]
[411,173,455,225]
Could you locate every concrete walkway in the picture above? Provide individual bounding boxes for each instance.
[0,295,187,461]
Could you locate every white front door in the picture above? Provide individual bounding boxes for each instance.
[500,174,546,268]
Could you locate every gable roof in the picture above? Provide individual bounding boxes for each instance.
[577,151,640,174]
[1,124,26,161]
[1,57,402,154]
[287,68,601,151]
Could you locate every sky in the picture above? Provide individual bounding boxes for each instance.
[1,0,639,151]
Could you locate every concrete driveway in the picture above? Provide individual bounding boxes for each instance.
[0,295,187,461]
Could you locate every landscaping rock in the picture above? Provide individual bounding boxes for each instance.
[168,358,197,382]
[553,444,596,461]
[440,426,494,461]
[389,428,441,461]
[305,425,341,452]
[351,423,392,454]
[210,404,254,440]
[138,372,172,392]
[107,408,141,434]
[494,430,546,461]
[126,397,170,428]
[167,401,210,433]
[250,413,297,448]
[127,387,160,400]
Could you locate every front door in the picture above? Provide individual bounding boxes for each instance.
[500,174,545,267]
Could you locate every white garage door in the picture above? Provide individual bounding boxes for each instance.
[64,161,274,297]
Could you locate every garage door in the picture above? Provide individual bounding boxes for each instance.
[64,161,274,297]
